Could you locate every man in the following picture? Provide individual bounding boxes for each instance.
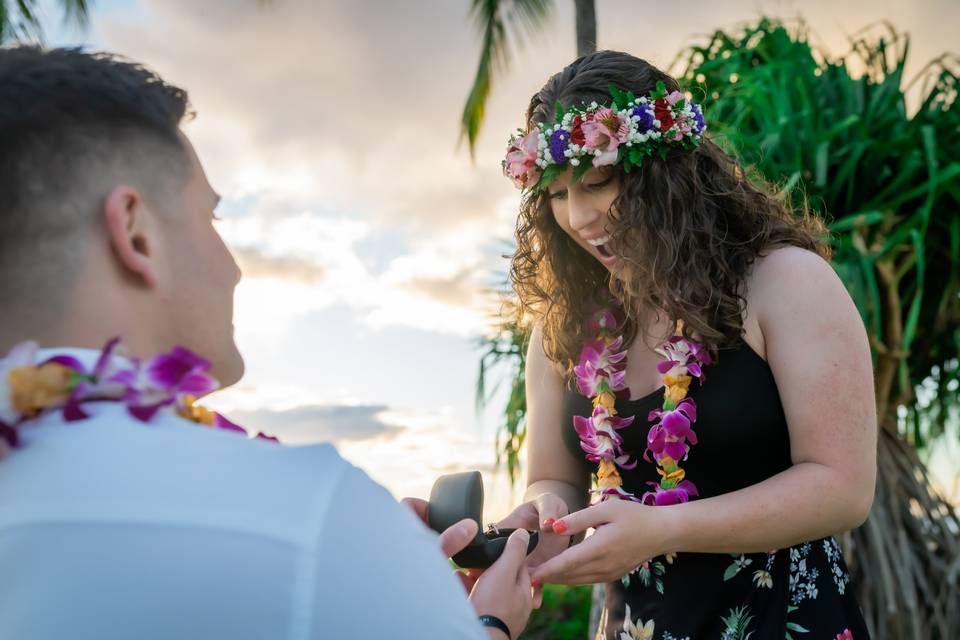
[0,47,531,639]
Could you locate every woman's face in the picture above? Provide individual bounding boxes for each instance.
[546,166,621,271]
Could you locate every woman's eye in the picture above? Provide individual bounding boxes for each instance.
[548,190,568,201]
[584,177,612,191]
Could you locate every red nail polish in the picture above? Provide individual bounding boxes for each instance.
[542,518,555,528]
[552,520,568,534]
[532,578,542,588]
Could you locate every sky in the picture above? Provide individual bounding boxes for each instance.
[37,0,960,516]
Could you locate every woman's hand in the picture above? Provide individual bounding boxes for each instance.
[531,499,668,585]
[469,529,534,640]
[497,492,571,569]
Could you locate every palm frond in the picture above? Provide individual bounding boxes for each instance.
[1,0,92,43]
[460,0,554,159]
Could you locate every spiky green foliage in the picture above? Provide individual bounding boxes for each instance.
[477,315,529,483]
[672,22,960,637]
[0,0,91,43]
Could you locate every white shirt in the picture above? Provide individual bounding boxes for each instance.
[0,348,485,640]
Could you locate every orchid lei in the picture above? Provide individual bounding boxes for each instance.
[503,82,706,193]
[573,308,711,505]
[0,338,275,451]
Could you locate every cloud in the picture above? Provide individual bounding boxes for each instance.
[229,403,404,444]
[232,246,326,284]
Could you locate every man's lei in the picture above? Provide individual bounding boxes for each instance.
[0,338,275,451]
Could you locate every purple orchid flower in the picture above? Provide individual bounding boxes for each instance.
[644,398,698,463]
[657,336,712,381]
[122,346,219,422]
[598,486,643,503]
[585,307,619,333]
[573,408,636,468]
[46,338,132,421]
[641,480,699,506]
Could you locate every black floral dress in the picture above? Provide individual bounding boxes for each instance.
[562,341,871,640]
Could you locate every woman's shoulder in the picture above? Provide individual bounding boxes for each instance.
[742,245,850,355]
[745,244,863,346]
[746,245,839,304]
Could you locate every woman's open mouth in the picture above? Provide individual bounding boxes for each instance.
[586,234,618,265]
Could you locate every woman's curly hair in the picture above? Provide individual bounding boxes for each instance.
[510,50,830,373]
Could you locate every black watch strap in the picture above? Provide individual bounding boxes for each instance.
[478,614,512,640]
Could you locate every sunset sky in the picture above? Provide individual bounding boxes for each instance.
[40,0,959,516]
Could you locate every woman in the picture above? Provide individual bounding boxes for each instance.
[497,51,876,639]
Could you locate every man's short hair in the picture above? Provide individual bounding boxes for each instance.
[0,46,191,299]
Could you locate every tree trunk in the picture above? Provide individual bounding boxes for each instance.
[573,0,596,57]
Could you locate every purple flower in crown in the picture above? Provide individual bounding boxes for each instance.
[690,103,706,134]
[119,346,219,422]
[549,128,571,165]
[631,103,657,134]
[641,479,698,506]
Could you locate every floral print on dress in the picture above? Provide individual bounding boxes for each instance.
[752,550,776,589]
[622,553,676,594]
[619,605,655,640]
[788,543,820,605]
[618,605,691,640]
[785,605,810,640]
[823,538,851,595]
[834,629,854,640]
[719,605,755,640]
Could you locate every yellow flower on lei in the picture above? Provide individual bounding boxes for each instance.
[177,394,216,426]
[8,363,73,416]
[597,459,623,489]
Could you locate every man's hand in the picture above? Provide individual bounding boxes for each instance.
[401,497,483,591]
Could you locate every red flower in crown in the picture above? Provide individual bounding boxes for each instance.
[570,113,593,146]
[654,98,674,131]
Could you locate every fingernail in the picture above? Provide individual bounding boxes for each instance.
[532,578,542,587]
[542,518,555,528]
[552,520,568,535]
[512,528,530,544]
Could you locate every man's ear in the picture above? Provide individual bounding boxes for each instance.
[103,185,158,288]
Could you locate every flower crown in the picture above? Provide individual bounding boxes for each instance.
[503,82,706,192]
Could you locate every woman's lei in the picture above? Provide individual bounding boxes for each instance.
[0,338,275,451]
[503,82,706,193]
[573,308,711,505]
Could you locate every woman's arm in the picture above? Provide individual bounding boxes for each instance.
[534,248,878,584]
[661,246,877,551]
[523,324,592,512]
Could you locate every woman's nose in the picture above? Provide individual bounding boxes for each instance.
[567,197,601,233]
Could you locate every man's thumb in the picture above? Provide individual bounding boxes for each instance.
[502,528,530,564]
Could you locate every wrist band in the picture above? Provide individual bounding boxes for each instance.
[478,614,511,639]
